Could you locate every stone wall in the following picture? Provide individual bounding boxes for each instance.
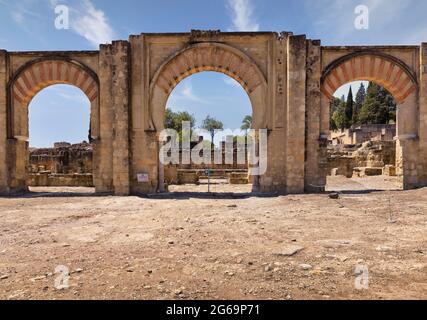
[0,32,426,195]
[28,173,93,187]
[27,142,94,187]
[29,142,93,174]
[328,141,397,178]
[331,124,396,145]
[163,139,249,185]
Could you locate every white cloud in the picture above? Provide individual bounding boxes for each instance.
[48,0,59,7]
[8,2,45,39]
[223,76,241,87]
[178,82,208,104]
[71,0,115,47]
[11,11,25,25]
[306,0,422,45]
[227,0,260,32]
[5,0,114,47]
[48,85,90,103]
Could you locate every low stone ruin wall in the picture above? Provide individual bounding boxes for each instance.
[28,142,93,187]
[164,145,249,185]
[29,142,93,175]
[328,141,397,178]
[28,173,94,187]
[165,167,249,186]
[330,124,396,145]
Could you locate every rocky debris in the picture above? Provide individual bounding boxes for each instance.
[264,264,273,272]
[414,248,425,254]
[30,276,47,282]
[376,245,393,252]
[299,264,313,270]
[174,287,186,297]
[274,245,304,257]
[410,264,425,271]
[317,240,352,249]
[0,274,9,280]
[325,254,349,262]
[329,192,340,199]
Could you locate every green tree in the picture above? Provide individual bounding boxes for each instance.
[329,97,341,131]
[377,86,397,124]
[240,115,252,135]
[201,115,224,144]
[353,82,366,124]
[332,100,347,130]
[164,108,196,139]
[358,82,389,124]
[344,87,354,128]
[333,101,346,130]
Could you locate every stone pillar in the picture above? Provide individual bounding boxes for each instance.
[0,50,7,193]
[397,93,419,189]
[98,44,115,193]
[111,41,131,196]
[128,35,160,194]
[258,34,287,193]
[305,39,326,192]
[4,55,28,193]
[286,35,306,193]
[418,43,427,187]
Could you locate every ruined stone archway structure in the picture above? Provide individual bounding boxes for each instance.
[0,32,426,195]
[319,47,426,189]
[148,42,269,192]
[7,57,100,192]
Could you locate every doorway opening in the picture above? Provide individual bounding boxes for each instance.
[27,84,95,195]
[326,81,402,193]
[161,71,254,195]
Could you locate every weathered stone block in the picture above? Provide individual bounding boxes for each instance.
[178,172,199,185]
[229,173,249,185]
[383,165,396,176]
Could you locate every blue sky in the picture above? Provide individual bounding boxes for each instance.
[1,0,426,146]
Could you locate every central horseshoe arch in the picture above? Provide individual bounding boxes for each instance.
[148,42,268,132]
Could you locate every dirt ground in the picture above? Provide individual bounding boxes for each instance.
[0,176,425,300]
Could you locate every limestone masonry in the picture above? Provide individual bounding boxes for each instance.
[0,31,426,195]
[27,142,93,187]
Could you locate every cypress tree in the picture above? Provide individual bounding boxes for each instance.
[378,86,397,123]
[344,87,354,128]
